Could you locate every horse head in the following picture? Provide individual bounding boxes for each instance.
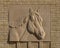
[27,8,45,40]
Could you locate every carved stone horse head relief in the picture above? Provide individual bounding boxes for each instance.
[27,8,45,40]
[9,8,45,41]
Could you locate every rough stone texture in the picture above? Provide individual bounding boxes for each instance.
[0,0,60,48]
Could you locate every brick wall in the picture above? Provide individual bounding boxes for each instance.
[0,0,60,48]
[51,4,60,48]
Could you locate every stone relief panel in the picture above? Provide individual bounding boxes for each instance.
[8,5,50,41]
